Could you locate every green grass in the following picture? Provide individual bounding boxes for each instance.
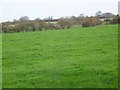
[2,25,118,88]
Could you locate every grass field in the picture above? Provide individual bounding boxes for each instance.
[2,25,118,88]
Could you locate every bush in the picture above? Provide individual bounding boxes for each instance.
[110,16,119,24]
[58,18,73,29]
[81,17,102,27]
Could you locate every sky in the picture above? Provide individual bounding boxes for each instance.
[0,0,119,22]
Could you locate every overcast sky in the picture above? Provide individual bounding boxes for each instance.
[0,0,119,22]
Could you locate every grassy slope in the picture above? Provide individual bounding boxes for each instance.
[2,25,118,88]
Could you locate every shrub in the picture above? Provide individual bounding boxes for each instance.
[81,17,102,27]
[110,16,119,24]
[58,18,73,29]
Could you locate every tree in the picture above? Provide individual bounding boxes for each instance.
[79,14,85,18]
[38,20,46,31]
[110,15,120,24]
[19,16,29,21]
[58,17,73,29]
[81,17,102,27]
[95,11,102,18]
[44,16,53,22]
[70,16,78,25]
[34,18,41,21]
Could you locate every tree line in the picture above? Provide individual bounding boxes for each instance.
[1,11,119,33]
